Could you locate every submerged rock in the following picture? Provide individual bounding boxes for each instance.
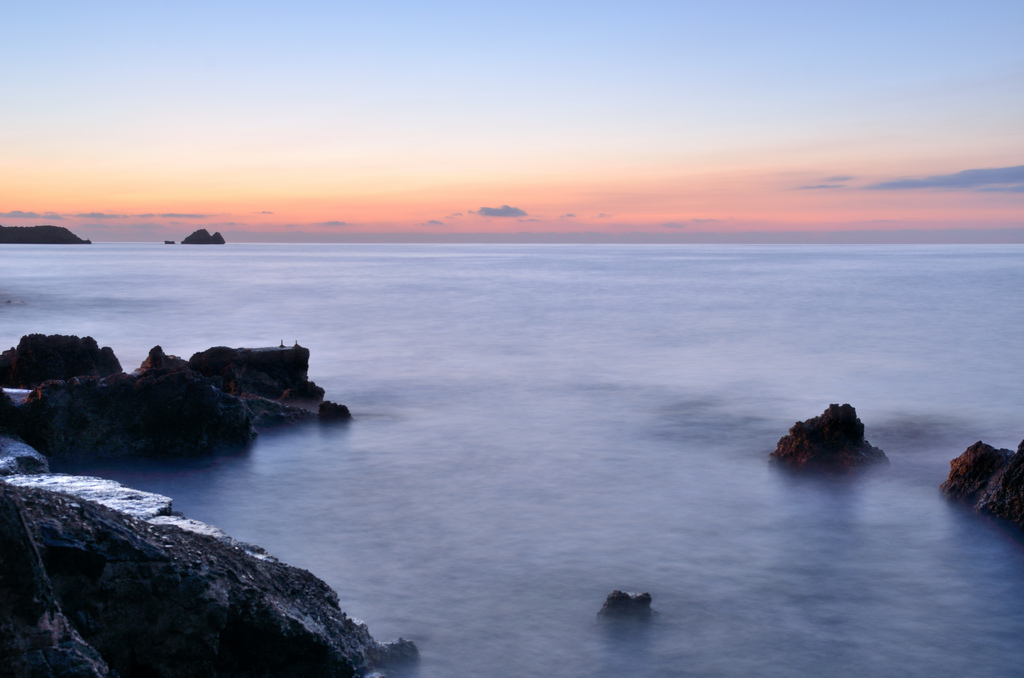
[180,228,226,244]
[941,440,1024,528]
[319,400,352,422]
[0,480,417,677]
[0,334,122,389]
[769,403,888,470]
[0,436,49,475]
[598,591,654,619]
[188,345,325,403]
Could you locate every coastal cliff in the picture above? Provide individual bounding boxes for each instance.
[0,225,91,244]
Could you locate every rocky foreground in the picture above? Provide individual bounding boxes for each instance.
[0,478,415,677]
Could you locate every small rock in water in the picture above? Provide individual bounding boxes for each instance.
[319,400,352,421]
[598,590,654,619]
[769,403,888,470]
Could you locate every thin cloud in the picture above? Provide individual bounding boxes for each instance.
[426,220,444,226]
[797,184,845,190]
[560,213,575,218]
[597,213,610,218]
[663,218,721,229]
[478,205,527,218]
[0,210,62,220]
[317,221,349,227]
[446,212,464,218]
[866,165,1024,191]
[254,211,274,215]
[825,175,853,182]
[136,213,211,218]
[75,212,125,218]
[518,218,540,222]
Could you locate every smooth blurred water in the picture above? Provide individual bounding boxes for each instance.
[3,243,1024,677]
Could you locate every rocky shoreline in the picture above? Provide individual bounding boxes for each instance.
[0,334,411,677]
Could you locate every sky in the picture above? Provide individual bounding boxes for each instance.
[1,1,1022,242]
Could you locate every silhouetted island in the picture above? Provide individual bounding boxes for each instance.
[0,224,91,244]
[181,228,226,244]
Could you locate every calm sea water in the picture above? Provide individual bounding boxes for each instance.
[4,243,1024,677]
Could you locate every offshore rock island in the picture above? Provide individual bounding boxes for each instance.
[181,229,226,244]
[0,225,91,244]
[0,333,413,677]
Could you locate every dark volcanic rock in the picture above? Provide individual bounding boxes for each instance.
[0,224,91,244]
[180,229,226,245]
[319,400,352,422]
[769,403,888,470]
[0,483,112,677]
[1,481,416,677]
[941,440,1024,529]
[598,591,653,619]
[189,345,325,403]
[0,334,122,388]
[12,368,255,459]
[138,345,188,372]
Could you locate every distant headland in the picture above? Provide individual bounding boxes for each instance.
[0,225,91,244]
[181,228,226,244]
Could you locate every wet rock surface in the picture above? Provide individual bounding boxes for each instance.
[0,480,417,677]
[188,345,325,403]
[941,440,1024,528]
[769,403,888,470]
[0,436,50,475]
[0,334,122,389]
[598,591,654,619]
[180,229,226,245]
[4,474,173,519]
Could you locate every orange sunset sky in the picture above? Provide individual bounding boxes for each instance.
[2,2,1022,242]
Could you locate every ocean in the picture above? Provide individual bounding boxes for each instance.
[3,243,1024,677]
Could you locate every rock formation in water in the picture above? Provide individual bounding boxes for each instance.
[0,334,122,388]
[769,403,888,470]
[180,229,226,245]
[597,591,654,619]
[0,480,417,677]
[0,338,347,460]
[0,224,91,244]
[188,345,325,403]
[3,369,256,459]
[941,440,1024,528]
[319,400,352,422]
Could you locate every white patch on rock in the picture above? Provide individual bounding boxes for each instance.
[2,473,173,519]
[147,515,278,561]
[2,388,31,404]
[0,436,50,475]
